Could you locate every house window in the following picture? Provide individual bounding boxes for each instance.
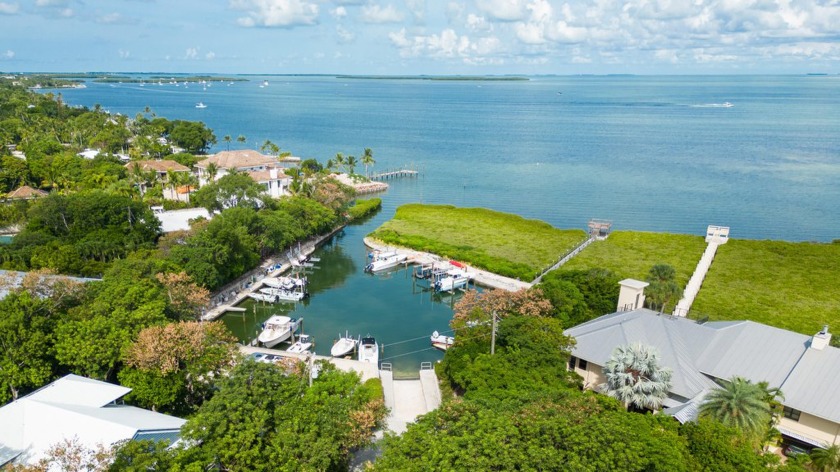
[578,359,588,370]
[783,406,801,422]
[568,356,576,371]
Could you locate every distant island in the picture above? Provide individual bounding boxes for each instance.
[336,75,529,81]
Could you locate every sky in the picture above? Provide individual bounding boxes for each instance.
[0,0,839,74]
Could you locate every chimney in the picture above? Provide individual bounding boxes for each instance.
[269,167,278,179]
[617,279,649,312]
[810,325,832,351]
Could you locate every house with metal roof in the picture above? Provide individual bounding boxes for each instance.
[0,374,185,467]
[565,281,840,449]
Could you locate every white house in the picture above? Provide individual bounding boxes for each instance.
[565,281,840,450]
[0,374,186,467]
[125,159,193,202]
[195,150,291,198]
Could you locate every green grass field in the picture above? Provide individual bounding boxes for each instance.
[691,239,840,335]
[368,204,587,280]
[558,230,707,287]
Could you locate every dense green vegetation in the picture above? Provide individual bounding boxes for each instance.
[369,204,587,280]
[374,288,797,471]
[559,230,707,287]
[691,239,840,335]
[347,197,381,221]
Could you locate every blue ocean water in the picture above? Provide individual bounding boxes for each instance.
[57,75,840,241]
[50,75,840,374]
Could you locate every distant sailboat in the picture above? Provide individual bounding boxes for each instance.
[195,102,207,109]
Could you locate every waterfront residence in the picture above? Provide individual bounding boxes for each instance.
[126,160,192,201]
[565,280,840,450]
[4,185,48,200]
[0,374,186,467]
[196,150,291,198]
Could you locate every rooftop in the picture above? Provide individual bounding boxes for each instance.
[197,150,278,170]
[6,185,48,200]
[126,160,190,173]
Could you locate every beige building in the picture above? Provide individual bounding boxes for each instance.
[195,150,291,198]
[125,160,192,202]
[566,282,840,450]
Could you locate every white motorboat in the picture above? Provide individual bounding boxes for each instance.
[331,332,358,357]
[248,292,277,303]
[365,253,408,273]
[358,336,379,366]
[195,102,207,109]
[430,330,455,351]
[434,268,472,292]
[263,276,308,290]
[258,287,307,302]
[287,334,313,353]
[257,315,302,348]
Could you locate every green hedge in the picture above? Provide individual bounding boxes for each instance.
[348,198,381,221]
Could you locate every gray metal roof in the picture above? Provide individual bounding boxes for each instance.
[566,309,840,424]
[779,347,840,424]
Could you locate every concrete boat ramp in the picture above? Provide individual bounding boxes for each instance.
[239,345,442,436]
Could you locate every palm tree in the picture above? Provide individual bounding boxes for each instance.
[205,162,219,183]
[334,153,346,174]
[325,158,335,172]
[346,155,358,175]
[699,377,771,440]
[810,444,840,472]
[223,135,232,151]
[602,343,672,411]
[646,263,682,314]
[236,135,246,147]
[361,147,375,178]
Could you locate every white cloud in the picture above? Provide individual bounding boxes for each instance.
[206,51,216,60]
[474,0,527,21]
[404,0,425,22]
[388,27,502,64]
[466,13,492,32]
[35,0,67,6]
[118,49,130,59]
[96,12,126,24]
[330,6,347,18]
[361,3,404,23]
[0,2,19,14]
[230,0,319,28]
[336,25,356,42]
[185,47,199,59]
[2,50,14,59]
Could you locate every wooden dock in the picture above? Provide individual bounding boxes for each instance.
[370,168,420,181]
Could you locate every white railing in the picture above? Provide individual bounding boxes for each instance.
[420,362,433,371]
[380,363,393,372]
[673,242,719,317]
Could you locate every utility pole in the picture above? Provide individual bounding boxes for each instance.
[490,312,497,355]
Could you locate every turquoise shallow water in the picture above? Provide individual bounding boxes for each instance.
[50,75,840,373]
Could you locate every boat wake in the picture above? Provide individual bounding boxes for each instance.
[691,102,734,108]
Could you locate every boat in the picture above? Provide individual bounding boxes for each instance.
[434,268,472,292]
[195,102,207,109]
[263,275,308,290]
[331,332,359,357]
[258,287,307,301]
[364,252,408,273]
[248,292,277,303]
[287,334,314,353]
[257,315,302,348]
[722,102,734,108]
[358,336,379,366]
[430,331,455,351]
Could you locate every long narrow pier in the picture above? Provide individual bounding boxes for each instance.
[369,169,419,181]
[531,236,595,284]
[201,225,345,321]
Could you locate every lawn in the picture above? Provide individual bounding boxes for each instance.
[691,239,840,336]
[558,230,708,287]
[368,204,587,280]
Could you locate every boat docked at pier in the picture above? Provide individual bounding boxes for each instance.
[434,267,472,292]
[258,286,307,302]
[358,336,379,366]
[257,315,302,348]
[331,332,359,357]
[430,331,455,351]
[262,275,308,291]
[365,250,408,273]
[287,334,314,353]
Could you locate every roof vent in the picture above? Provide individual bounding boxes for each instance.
[810,325,831,351]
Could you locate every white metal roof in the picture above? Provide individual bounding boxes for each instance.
[26,374,130,407]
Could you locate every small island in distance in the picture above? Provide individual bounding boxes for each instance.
[335,75,529,81]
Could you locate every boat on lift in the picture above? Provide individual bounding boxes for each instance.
[331,332,359,357]
[257,315,302,348]
[358,336,379,366]
[287,334,314,353]
[430,330,455,351]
